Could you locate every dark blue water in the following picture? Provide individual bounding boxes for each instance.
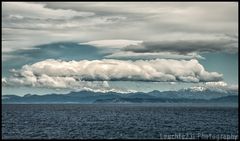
[2,104,238,139]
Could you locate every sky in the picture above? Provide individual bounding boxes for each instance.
[2,2,238,96]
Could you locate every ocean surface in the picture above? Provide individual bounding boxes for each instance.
[2,104,238,139]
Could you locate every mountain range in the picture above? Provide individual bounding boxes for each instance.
[2,88,238,104]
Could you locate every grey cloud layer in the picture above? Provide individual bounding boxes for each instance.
[81,34,237,60]
[4,59,222,89]
[105,52,205,60]
[2,2,94,20]
[123,35,238,54]
[2,2,238,56]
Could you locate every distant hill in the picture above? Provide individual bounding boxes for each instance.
[2,89,238,104]
[94,95,238,104]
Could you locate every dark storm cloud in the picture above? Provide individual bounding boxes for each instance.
[123,38,238,54]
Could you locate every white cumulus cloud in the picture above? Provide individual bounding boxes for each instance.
[4,59,222,90]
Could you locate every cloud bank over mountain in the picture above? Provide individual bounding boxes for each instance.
[187,81,238,93]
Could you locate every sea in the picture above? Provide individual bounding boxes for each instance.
[2,104,238,140]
